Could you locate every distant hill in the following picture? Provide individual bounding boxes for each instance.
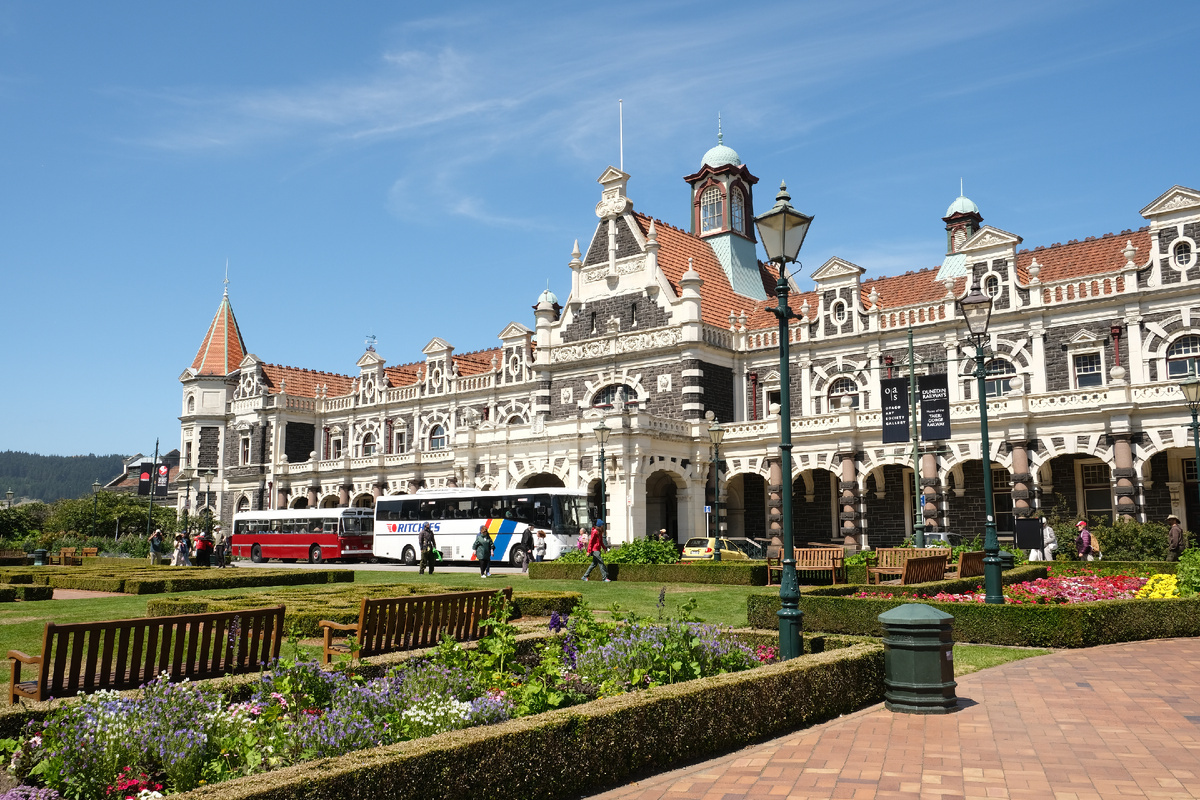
[0,451,128,503]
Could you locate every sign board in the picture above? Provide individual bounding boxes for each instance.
[154,464,170,497]
[704,505,711,514]
[880,378,910,444]
[918,374,952,440]
[137,468,152,496]
[1014,517,1043,550]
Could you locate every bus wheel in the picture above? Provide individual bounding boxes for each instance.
[250,545,264,563]
[509,546,527,570]
[308,545,323,564]
[401,545,417,566]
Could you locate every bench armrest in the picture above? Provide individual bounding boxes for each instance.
[318,621,359,633]
[7,650,40,664]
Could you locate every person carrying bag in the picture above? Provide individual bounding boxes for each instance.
[419,523,438,575]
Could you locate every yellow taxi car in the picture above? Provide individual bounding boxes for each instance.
[680,536,763,561]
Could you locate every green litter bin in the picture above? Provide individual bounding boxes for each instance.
[878,603,957,714]
[32,549,47,567]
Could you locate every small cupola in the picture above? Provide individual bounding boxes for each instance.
[943,184,983,255]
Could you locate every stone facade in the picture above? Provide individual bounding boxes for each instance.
[177,150,1200,546]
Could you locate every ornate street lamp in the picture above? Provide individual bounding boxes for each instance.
[957,281,1003,604]
[593,421,611,526]
[708,419,725,561]
[91,480,101,539]
[1179,373,1200,525]
[202,469,216,536]
[5,490,12,509]
[177,468,193,538]
[754,180,814,660]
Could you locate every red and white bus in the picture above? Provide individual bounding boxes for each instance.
[231,508,374,564]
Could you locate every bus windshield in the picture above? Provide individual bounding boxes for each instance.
[340,515,374,535]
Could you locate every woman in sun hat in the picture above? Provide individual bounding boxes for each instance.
[1167,514,1185,561]
[1074,519,1093,561]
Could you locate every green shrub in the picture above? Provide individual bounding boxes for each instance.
[47,576,126,592]
[15,585,53,601]
[555,539,680,566]
[508,591,581,618]
[1176,548,1200,595]
[1090,520,1185,561]
[529,561,767,585]
[0,587,15,602]
[0,572,35,584]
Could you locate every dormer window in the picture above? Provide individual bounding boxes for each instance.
[731,188,745,233]
[700,187,723,233]
[1174,240,1194,268]
[984,275,1000,297]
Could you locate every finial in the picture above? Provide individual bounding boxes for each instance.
[224,258,229,296]
[647,219,656,239]
[960,178,964,197]
[776,180,791,204]
[572,240,581,258]
[717,113,723,146]
[365,334,377,352]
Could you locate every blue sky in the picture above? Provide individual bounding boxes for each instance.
[1,1,1195,458]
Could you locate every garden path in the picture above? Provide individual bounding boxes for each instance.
[591,637,1200,800]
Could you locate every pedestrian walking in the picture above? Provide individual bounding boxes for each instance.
[1031,516,1057,561]
[1074,520,1094,561]
[418,522,438,574]
[581,519,610,582]
[534,530,547,563]
[148,529,165,566]
[1167,514,1185,562]
[213,530,228,568]
[519,526,534,572]
[194,531,212,567]
[174,534,193,567]
[473,525,494,577]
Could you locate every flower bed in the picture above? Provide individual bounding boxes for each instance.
[2,593,814,800]
[876,572,1151,604]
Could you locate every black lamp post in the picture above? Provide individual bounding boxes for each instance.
[708,419,725,561]
[1179,373,1200,525]
[593,421,610,526]
[91,481,101,538]
[202,469,216,536]
[957,281,1003,604]
[754,180,814,660]
[5,490,12,509]
[177,468,193,539]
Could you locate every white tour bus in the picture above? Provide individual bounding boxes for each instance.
[373,488,589,568]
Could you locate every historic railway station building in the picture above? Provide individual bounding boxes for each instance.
[178,138,1200,546]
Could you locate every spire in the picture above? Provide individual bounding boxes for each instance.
[191,292,248,376]
[718,113,723,146]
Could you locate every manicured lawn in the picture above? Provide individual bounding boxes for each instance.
[953,644,1050,676]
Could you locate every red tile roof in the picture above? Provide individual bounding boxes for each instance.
[860,267,952,309]
[191,294,247,376]
[632,213,776,327]
[1016,228,1151,284]
[454,348,502,376]
[261,364,354,398]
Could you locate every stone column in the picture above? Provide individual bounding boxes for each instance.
[1111,434,1137,521]
[338,485,350,507]
[767,459,783,539]
[920,448,942,533]
[307,486,319,507]
[1009,441,1035,521]
[838,451,860,547]
[276,486,289,509]
[372,482,383,499]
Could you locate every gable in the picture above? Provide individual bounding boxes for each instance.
[960,225,1022,253]
[1140,185,1200,218]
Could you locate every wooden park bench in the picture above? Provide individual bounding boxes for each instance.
[8,605,284,704]
[46,548,77,566]
[946,550,985,579]
[766,548,846,586]
[866,547,952,584]
[320,588,513,664]
[873,553,950,586]
[81,548,99,558]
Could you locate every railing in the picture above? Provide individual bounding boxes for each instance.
[287,462,313,475]
[1041,273,1124,304]
[385,386,422,403]
[702,325,733,349]
[322,396,355,412]
[280,395,315,412]
[640,416,690,437]
[457,374,495,392]
[384,453,416,467]
[1131,383,1182,403]
[350,456,379,471]
[721,420,772,438]
[879,304,948,330]
[421,450,455,463]
[1027,388,1110,411]
[230,397,270,414]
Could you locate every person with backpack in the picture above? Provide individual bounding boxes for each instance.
[519,526,535,572]
[418,523,437,575]
[473,525,494,577]
[1074,520,1094,561]
[581,519,610,582]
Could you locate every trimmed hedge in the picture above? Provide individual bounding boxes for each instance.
[13,585,54,601]
[0,567,355,595]
[0,587,15,602]
[172,642,884,800]
[530,561,768,585]
[146,584,583,636]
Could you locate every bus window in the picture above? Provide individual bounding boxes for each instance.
[234,520,248,536]
[270,519,283,533]
[360,517,373,532]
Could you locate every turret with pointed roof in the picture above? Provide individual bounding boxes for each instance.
[191,290,247,377]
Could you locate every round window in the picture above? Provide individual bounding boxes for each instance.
[1174,240,1194,268]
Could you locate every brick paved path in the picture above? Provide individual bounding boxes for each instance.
[591,638,1200,800]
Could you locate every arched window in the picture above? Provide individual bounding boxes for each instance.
[984,275,1000,297]
[700,186,723,233]
[984,359,1016,397]
[731,188,745,233]
[1174,240,1194,268]
[359,433,376,457]
[428,425,447,451]
[507,415,525,425]
[186,395,195,413]
[832,301,847,323]
[236,496,250,514]
[593,384,634,407]
[1167,334,1200,379]
[828,377,860,409]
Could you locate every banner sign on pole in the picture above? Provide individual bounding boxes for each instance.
[881,377,910,444]
[154,464,170,497]
[137,468,152,496]
[918,374,952,440]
